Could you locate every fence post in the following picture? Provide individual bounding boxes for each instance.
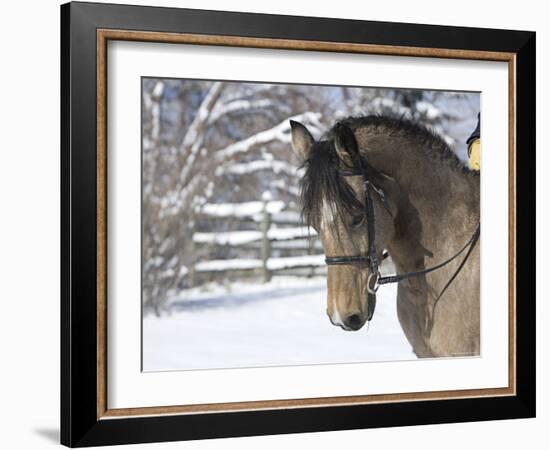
[261,201,272,283]
[307,235,315,278]
[188,232,197,288]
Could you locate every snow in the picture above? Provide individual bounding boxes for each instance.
[193,230,262,246]
[416,100,442,120]
[193,254,324,272]
[371,97,410,117]
[143,276,415,371]
[209,98,274,123]
[193,227,316,246]
[223,159,299,177]
[178,82,224,183]
[200,200,285,218]
[268,226,316,240]
[152,80,164,98]
[269,210,302,224]
[215,112,322,161]
[149,81,163,141]
[271,239,322,250]
[195,259,262,272]
[266,254,325,270]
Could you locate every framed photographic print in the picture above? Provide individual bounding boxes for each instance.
[60,1,535,447]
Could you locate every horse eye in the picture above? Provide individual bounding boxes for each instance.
[350,214,364,228]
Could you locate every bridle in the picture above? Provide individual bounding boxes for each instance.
[324,157,480,322]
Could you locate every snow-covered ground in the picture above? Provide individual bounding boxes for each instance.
[143,275,415,371]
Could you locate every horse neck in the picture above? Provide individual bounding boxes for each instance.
[360,134,480,274]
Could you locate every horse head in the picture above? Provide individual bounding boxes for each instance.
[290,120,396,331]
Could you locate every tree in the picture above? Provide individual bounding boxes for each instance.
[142,79,478,314]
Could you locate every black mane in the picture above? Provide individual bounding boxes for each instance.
[300,115,473,231]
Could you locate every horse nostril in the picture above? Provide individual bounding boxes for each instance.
[345,314,363,330]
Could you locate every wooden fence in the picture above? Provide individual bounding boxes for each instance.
[189,200,325,286]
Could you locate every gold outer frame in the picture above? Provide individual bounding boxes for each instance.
[96,29,517,420]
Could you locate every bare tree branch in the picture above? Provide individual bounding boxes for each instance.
[177,81,225,185]
[215,112,322,162]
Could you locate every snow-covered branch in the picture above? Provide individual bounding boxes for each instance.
[177,82,225,184]
[209,99,281,124]
[180,82,225,152]
[199,200,285,218]
[215,112,322,162]
[218,159,300,177]
[142,81,164,151]
[160,112,321,219]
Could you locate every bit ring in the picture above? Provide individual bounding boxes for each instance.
[367,271,380,294]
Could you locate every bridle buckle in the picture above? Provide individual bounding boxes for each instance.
[367,271,380,294]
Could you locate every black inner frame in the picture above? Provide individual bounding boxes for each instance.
[61,2,536,447]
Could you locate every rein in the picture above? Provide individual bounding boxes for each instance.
[324,162,480,322]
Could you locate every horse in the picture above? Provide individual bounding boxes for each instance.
[290,116,480,358]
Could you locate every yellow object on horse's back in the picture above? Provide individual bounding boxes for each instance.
[468,139,480,171]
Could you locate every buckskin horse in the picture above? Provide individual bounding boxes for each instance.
[290,116,480,358]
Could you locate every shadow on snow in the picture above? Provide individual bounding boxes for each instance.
[169,284,325,312]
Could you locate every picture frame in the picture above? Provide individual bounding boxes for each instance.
[60,1,535,447]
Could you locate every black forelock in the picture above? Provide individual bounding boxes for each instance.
[300,140,364,232]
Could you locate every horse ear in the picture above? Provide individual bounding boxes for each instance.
[290,120,314,162]
[334,123,360,168]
